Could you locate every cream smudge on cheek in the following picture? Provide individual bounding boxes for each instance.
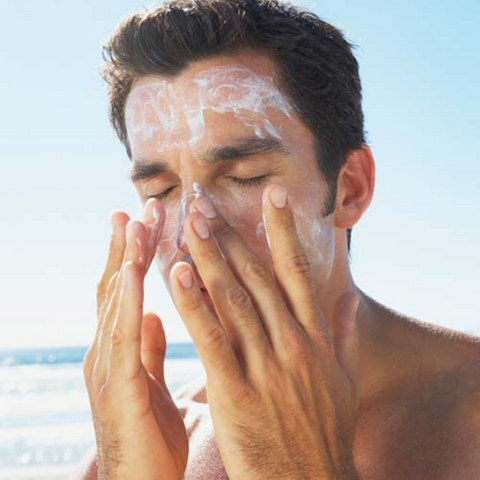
[292,203,335,282]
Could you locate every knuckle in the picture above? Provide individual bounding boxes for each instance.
[202,325,227,352]
[96,272,118,306]
[201,243,225,265]
[242,256,271,283]
[226,285,251,312]
[183,293,205,313]
[110,326,125,347]
[283,333,311,365]
[96,280,107,304]
[213,222,235,242]
[285,248,311,275]
[97,383,113,414]
[231,385,257,408]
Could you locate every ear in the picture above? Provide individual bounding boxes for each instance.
[335,144,375,229]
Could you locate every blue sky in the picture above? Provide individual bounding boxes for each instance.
[0,0,478,348]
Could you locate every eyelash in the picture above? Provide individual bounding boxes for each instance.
[147,175,268,200]
[229,175,268,187]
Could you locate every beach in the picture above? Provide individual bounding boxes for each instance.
[0,344,204,480]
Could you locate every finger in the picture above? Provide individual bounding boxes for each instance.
[183,211,270,368]
[99,220,146,343]
[170,261,244,388]
[108,261,145,382]
[96,211,130,315]
[191,195,298,351]
[262,183,328,342]
[122,219,149,271]
[99,209,162,346]
[90,212,129,371]
[140,312,167,386]
[140,198,165,272]
[94,220,147,382]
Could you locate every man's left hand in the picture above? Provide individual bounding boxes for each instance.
[170,184,360,480]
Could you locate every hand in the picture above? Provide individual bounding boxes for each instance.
[169,184,360,480]
[83,199,188,480]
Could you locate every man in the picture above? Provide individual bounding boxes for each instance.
[73,0,480,479]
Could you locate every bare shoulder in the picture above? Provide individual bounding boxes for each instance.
[395,313,480,403]
[436,351,480,478]
[357,311,480,479]
[394,317,480,477]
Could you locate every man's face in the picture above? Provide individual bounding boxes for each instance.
[125,51,336,296]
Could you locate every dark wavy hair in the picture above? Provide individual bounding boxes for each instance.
[101,0,366,253]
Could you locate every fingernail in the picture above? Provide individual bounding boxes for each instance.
[178,269,193,289]
[192,215,210,239]
[194,196,217,219]
[269,185,287,209]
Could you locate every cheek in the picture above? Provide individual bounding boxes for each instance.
[295,209,336,281]
[210,194,271,264]
[153,187,268,284]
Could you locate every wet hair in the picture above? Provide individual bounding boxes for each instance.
[101,0,367,253]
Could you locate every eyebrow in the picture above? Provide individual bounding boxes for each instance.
[129,136,289,183]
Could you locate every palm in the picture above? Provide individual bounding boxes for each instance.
[146,371,189,479]
[113,364,189,480]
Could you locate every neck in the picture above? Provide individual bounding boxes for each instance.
[317,229,403,403]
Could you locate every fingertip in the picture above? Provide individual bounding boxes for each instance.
[110,211,130,232]
[126,220,149,247]
[262,183,288,209]
[170,261,194,290]
[262,183,275,209]
[142,311,163,335]
[269,184,288,209]
[190,196,218,219]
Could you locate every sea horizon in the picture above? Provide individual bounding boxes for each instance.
[0,342,204,479]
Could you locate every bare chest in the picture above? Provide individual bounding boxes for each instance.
[180,399,466,480]
[182,403,229,480]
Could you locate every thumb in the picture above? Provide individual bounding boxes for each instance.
[141,312,167,386]
[331,292,360,388]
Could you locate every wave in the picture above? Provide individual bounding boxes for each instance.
[0,342,199,366]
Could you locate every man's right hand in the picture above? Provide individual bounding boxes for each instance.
[81,199,189,480]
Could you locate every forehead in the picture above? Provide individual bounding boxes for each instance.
[124,51,314,160]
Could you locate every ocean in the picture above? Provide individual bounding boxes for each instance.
[0,344,204,480]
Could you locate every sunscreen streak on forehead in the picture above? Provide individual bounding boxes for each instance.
[124,65,295,155]
[125,82,180,155]
[186,66,294,147]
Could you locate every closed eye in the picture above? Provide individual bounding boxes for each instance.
[147,186,177,200]
[146,175,268,200]
[229,175,268,187]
